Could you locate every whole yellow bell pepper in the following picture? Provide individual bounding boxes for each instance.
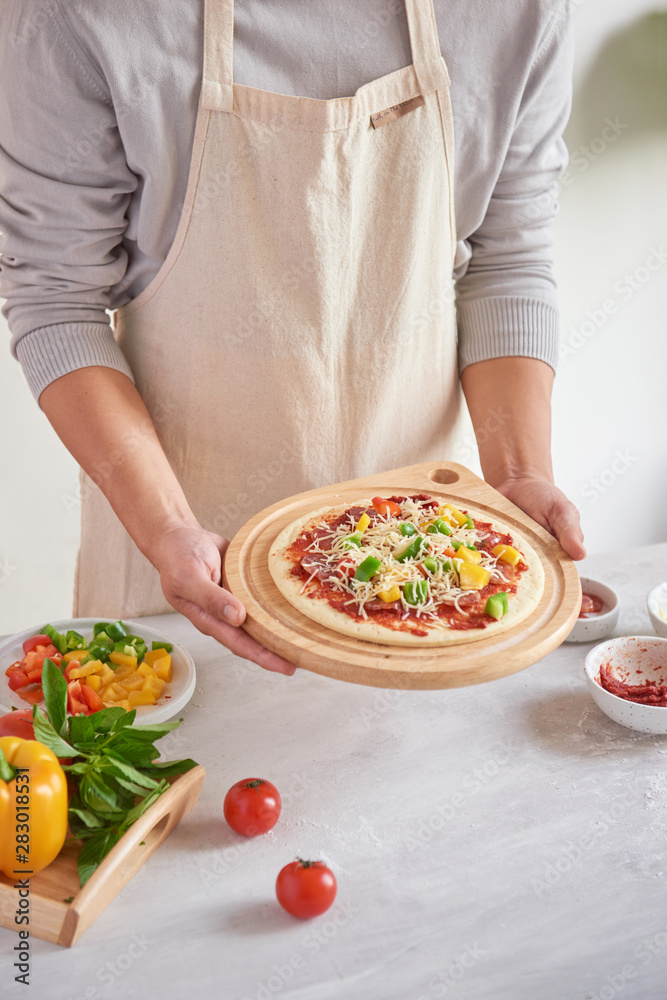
[0,736,68,880]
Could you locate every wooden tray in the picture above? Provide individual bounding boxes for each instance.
[223,462,581,689]
[0,765,205,947]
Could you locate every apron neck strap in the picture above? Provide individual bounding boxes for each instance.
[405,0,450,93]
[202,0,235,112]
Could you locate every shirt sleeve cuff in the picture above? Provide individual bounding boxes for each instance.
[456,297,560,374]
[14,322,135,404]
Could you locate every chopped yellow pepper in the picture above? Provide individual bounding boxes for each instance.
[109,650,138,669]
[459,563,492,591]
[438,503,467,527]
[128,690,156,707]
[144,648,169,666]
[68,661,100,679]
[378,586,401,602]
[492,544,521,566]
[457,547,482,565]
[84,674,102,692]
[356,512,371,533]
[0,736,68,880]
[151,654,173,683]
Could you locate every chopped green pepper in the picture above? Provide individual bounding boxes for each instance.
[451,540,462,551]
[106,621,128,642]
[65,629,85,650]
[403,580,429,605]
[353,556,382,582]
[423,556,439,574]
[399,522,418,537]
[93,622,111,639]
[484,592,509,620]
[151,640,173,654]
[42,624,67,655]
[395,537,427,563]
[87,642,111,663]
[426,517,452,536]
[340,532,362,550]
[464,516,474,530]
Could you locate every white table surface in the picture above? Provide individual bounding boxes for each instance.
[3,544,667,1000]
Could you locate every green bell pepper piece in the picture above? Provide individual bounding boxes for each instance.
[106,620,128,642]
[42,624,68,655]
[485,592,509,620]
[395,537,427,563]
[88,642,111,663]
[403,580,429,605]
[464,516,474,529]
[423,556,439,574]
[65,629,85,650]
[93,622,112,638]
[353,556,382,582]
[426,517,452,536]
[340,532,362,550]
[399,522,418,537]
[151,640,173,654]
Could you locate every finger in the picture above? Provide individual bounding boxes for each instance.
[173,569,246,627]
[548,499,587,561]
[174,596,297,676]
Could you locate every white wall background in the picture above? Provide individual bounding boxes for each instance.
[1,0,666,634]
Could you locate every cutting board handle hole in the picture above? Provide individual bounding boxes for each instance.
[428,468,459,485]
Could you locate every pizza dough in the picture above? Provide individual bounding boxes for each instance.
[268,496,545,647]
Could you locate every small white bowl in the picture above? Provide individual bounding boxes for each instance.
[584,635,667,734]
[564,577,619,643]
[647,582,667,639]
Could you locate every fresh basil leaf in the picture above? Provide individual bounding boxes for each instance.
[77,828,120,886]
[41,658,68,737]
[111,775,155,797]
[129,719,183,740]
[121,782,169,827]
[68,714,95,745]
[142,758,198,777]
[68,805,106,830]
[101,754,161,789]
[80,771,126,815]
[32,707,81,759]
[86,706,135,734]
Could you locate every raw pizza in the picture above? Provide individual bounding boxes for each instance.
[268,494,545,646]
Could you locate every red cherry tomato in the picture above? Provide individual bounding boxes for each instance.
[223,778,281,837]
[372,496,402,518]
[275,860,337,919]
[80,683,102,714]
[67,679,88,716]
[21,634,51,656]
[0,709,35,740]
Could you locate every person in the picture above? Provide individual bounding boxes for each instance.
[0,0,585,677]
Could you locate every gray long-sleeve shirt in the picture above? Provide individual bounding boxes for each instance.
[0,0,572,401]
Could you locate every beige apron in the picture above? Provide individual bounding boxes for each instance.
[74,0,469,618]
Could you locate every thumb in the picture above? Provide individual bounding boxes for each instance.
[548,497,587,561]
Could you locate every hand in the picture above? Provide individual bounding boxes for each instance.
[150,525,297,676]
[493,477,586,560]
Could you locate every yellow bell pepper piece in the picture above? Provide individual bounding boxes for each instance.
[100,682,128,703]
[128,690,156,707]
[68,661,100,679]
[492,544,521,566]
[0,736,68,880]
[151,654,173,683]
[84,674,102,692]
[137,663,153,679]
[118,674,145,692]
[99,665,116,685]
[109,651,138,669]
[63,649,85,662]
[438,503,468,527]
[457,547,482,565]
[141,674,166,699]
[459,563,492,591]
[144,648,169,666]
[356,512,371,533]
[378,585,401,602]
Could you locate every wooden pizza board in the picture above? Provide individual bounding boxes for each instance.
[223,463,582,690]
[0,766,205,947]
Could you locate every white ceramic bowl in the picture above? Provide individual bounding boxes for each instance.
[564,577,620,643]
[0,618,196,725]
[584,635,667,734]
[647,582,667,639]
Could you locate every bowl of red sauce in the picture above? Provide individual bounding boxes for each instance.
[564,577,619,643]
[584,636,667,734]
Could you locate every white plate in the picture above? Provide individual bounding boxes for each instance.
[0,618,196,725]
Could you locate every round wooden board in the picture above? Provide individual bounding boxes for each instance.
[222,462,582,689]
